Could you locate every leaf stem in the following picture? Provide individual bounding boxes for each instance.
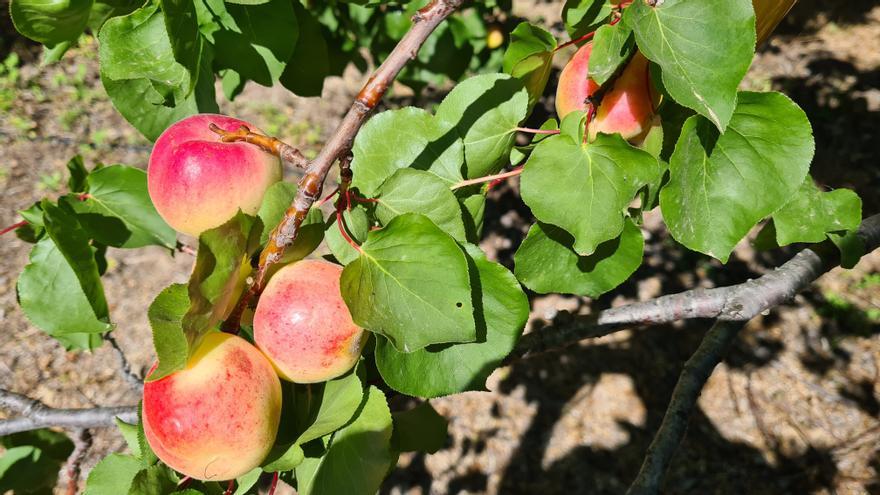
[451,166,524,190]
[268,472,279,495]
[554,16,621,52]
[515,127,561,135]
[0,220,26,236]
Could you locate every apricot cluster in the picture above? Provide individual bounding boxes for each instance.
[143,115,365,480]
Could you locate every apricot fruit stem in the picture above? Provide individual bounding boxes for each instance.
[223,479,234,495]
[208,123,308,169]
[451,166,524,191]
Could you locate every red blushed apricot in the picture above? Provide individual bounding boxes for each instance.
[142,333,282,481]
[147,114,282,237]
[556,43,657,141]
[253,260,366,383]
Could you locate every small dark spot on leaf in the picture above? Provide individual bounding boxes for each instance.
[456,302,463,308]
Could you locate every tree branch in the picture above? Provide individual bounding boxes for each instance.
[0,389,137,436]
[104,333,143,393]
[63,429,92,495]
[626,320,746,495]
[508,213,880,362]
[222,0,463,332]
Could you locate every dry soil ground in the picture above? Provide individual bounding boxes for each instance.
[1,1,879,494]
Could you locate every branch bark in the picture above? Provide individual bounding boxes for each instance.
[0,389,137,436]
[626,320,746,495]
[508,213,880,362]
[222,0,463,332]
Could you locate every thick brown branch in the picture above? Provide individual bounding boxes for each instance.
[0,389,137,436]
[509,213,880,362]
[222,0,463,332]
[626,320,745,495]
[209,123,308,169]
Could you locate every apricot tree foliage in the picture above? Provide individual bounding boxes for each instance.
[2,0,878,494]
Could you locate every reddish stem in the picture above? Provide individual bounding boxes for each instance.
[76,193,92,201]
[555,16,622,52]
[336,209,363,253]
[268,472,279,495]
[452,166,524,190]
[177,477,192,489]
[0,220,27,236]
[223,480,234,495]
[319,185,340,206]
[515,127,561,135]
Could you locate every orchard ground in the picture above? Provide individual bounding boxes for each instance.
[1,1,879,494]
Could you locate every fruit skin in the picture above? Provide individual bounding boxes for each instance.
[555,43,657,141]
[753,0,797,45]
[142,332,282,481]
[486,25,504,49]
[148,114,282,237]
[254,259,366,383]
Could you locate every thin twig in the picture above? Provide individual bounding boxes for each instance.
[0,220,27,236]
[103,333,143,392]
[221,0,464,332]
[626,320,746,495]
[0,388,136,436]
[507,213,880,363]
[208,124,309,169]
[63,429,92,495]
[451,166,524,190]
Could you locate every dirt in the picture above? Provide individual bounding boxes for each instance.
[1,1,879,494]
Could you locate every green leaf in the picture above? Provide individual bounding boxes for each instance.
[160,0,203,93]
[0,441,71,494]
[375,244,528,397]
[17,238,107,350]
[297,371,364,445]
[350,107,464,196]
[147,284,190,381]
[772,178,862,246]
[100,2,217,140]
[295,386,393,495]
[66,155,89,192]
[128,464,178,494]
[233,468,262,495]
[828,230,866,270]
[588,22,635,85]
[41,200,110,322]
[660,91,814,261]
[84,454,143,495]
[520,133,661,256]
[115,418,141,460]
[376,169,467,242]
[264,372,363,471]
[391,402,447,454]
[10,0,93,46]
[624,0,756,131]
[183,213,260,346]
[502,22,556,107]
[280,2,329,97]
[341,213,475,353]
[435,73,529,179]
[515,219,644,296]
[209,0,299,87]
[257,181,324,259]
[325,204,370,266]
[563,0,614,38]
[459,192,486,243]
[71,165,177,249]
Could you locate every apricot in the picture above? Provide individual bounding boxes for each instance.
[147,114,282,237]
[555,43,657,141]
[253,260,365,383]
[142,333,282,481]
